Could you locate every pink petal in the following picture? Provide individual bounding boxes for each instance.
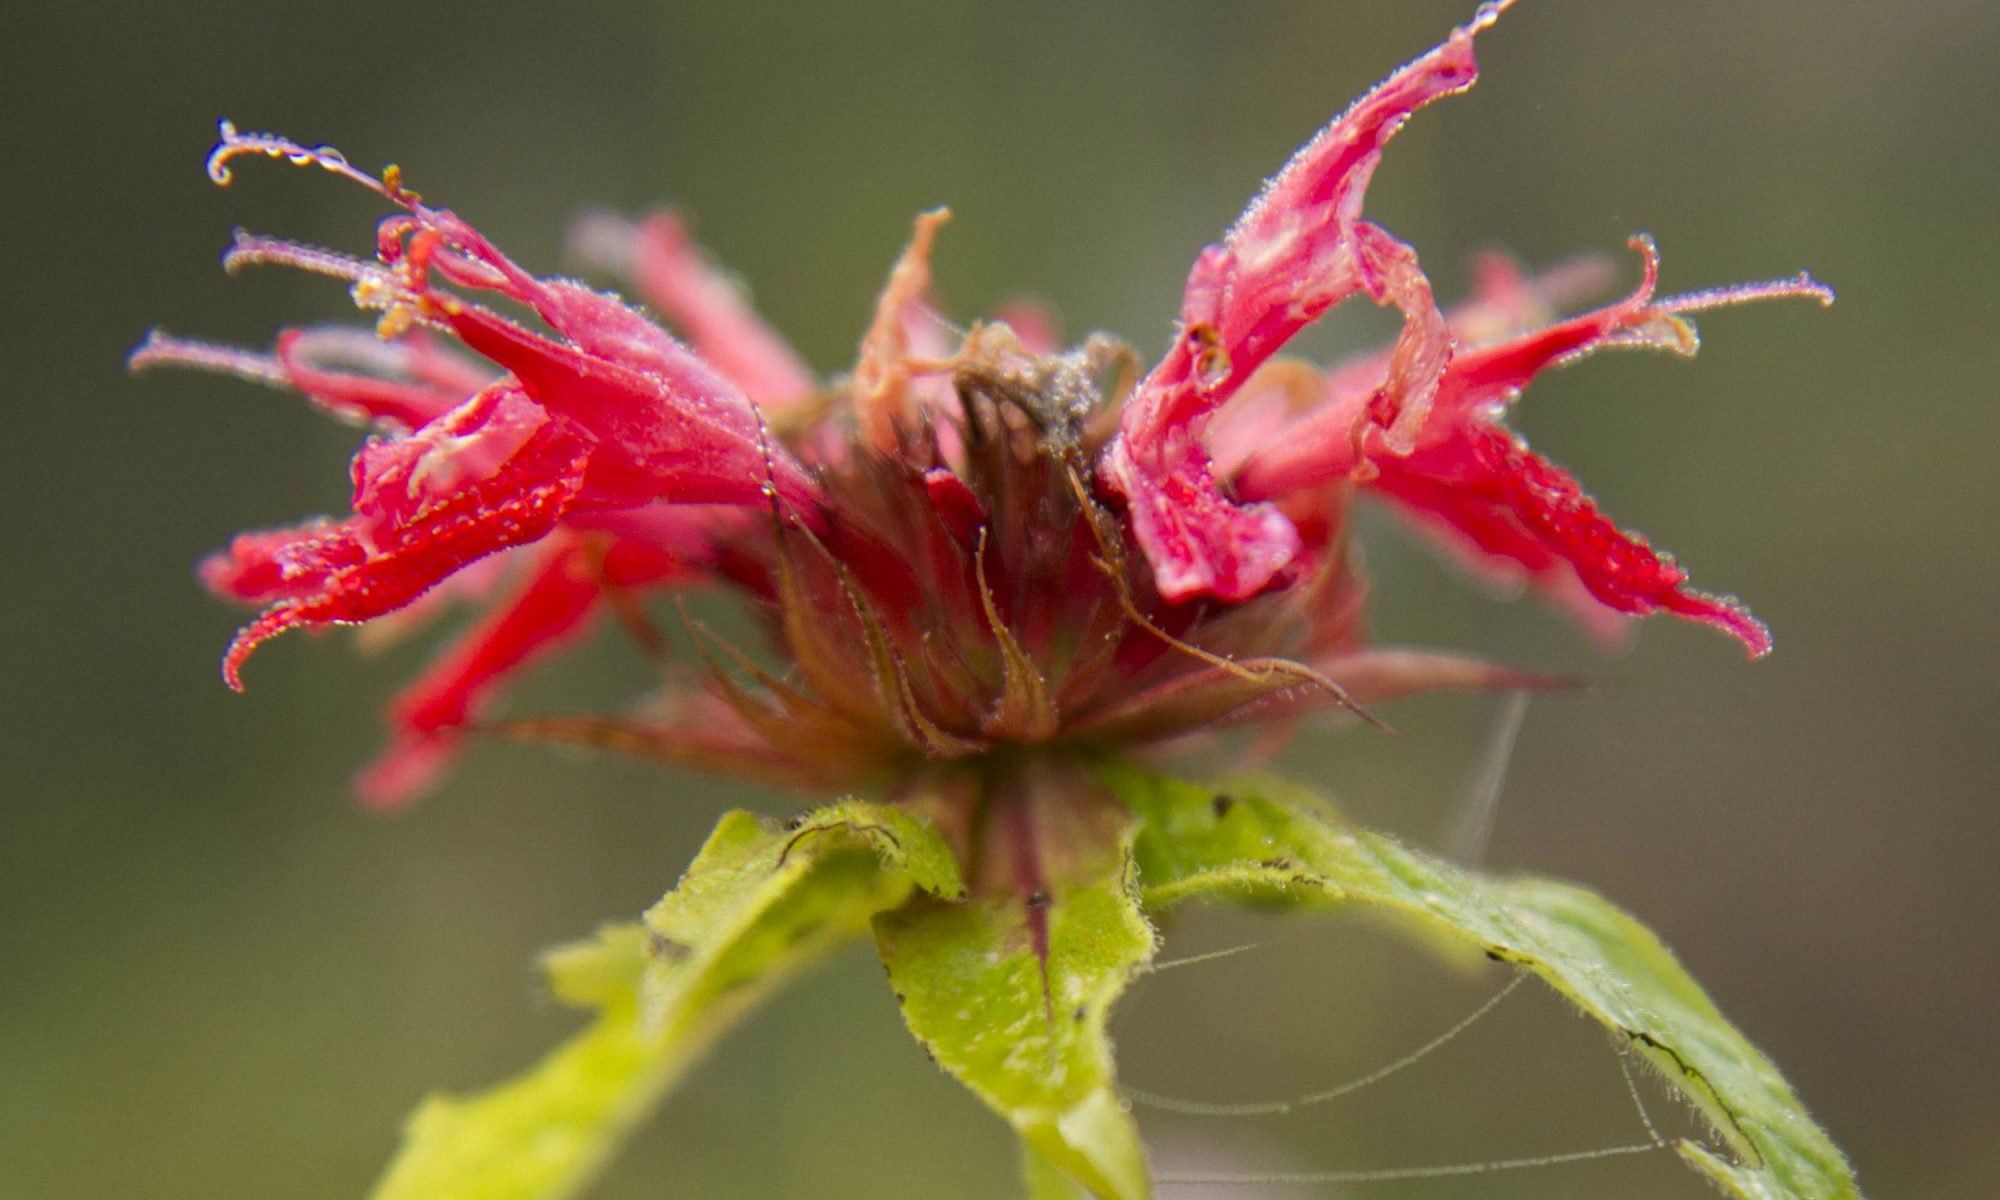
[993,299,1064,357]
[352,734,460,813]
[1316,647,1566,707]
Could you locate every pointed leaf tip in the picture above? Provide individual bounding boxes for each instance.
[876,806,1154,1200]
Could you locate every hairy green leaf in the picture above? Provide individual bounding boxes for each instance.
[874,807,1154,1200]
[1104,765,1863,1200]
[367,802,960,1200]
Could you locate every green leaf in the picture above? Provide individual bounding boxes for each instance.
[367,802,961,1200]
[1103,765,1863,1200]
[1022,1140,1095,1200]
[874,805,1154,1200]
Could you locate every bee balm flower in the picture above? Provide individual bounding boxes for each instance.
[130,8,1862,1200]
[131,2,1826,811]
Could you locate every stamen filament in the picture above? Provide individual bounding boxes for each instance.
[1656,272,1836,314]
[127,330,288,389]
[206,119,395,198]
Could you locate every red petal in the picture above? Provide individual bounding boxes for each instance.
[574,210,818,406]
[218,384,592,689]
[1103,8,1500,602]
[386,537,604,738]
[386,210,823,513]
[440,304,813,512]
[350,532,685,807]
[201,520,359,606]
[1369,421,1772,657]
[273,328,487,429]
[1237,238,1824,656]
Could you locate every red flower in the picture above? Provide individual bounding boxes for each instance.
[1098,1,1830,651]
[134,0,1824,807]
[1229,236,1831,655]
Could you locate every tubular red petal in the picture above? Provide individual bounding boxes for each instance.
[1368,422,1773,658]
[1238,238,1673,498]
[368,205,821,513]
[354,532,690,808]
[372,198,821,512]
[273,329,475,429]
[570,211,818,406]
[386,536,606,739]
[217,385,593,689]
[355,533,696,809]
[1237,238,1823,655]
[200,519,361,606]
[1103,8,1501,601]
[441,303,818,513]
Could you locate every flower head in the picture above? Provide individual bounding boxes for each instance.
[129,9,1860,1199]
[133,1,1825,811]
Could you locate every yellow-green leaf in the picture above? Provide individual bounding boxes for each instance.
[874,810,1154,1200]
[1023,1139,1096,1199]
[1103,764,1864,1200]
[367,802,960,1200]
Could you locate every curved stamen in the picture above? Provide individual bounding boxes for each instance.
[1656,271,1836,315]
[127,330,289,388]
[223,229,385,283]
[206,119,406,200]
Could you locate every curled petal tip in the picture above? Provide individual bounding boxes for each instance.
[220,631,255,692]
[205,119,241,185]
[1729,609,1775,661]
[1469,0,1518,34]
[1676,590,1772,659]
[221,606,307,691]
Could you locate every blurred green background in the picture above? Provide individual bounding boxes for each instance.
[4,0,1995,1196]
